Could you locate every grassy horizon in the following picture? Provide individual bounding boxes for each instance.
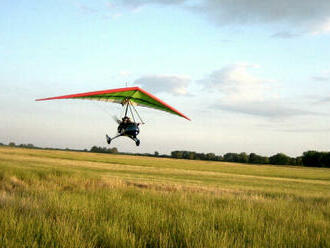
[0,146,329,247]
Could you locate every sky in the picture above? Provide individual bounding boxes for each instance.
[1,0,330,156]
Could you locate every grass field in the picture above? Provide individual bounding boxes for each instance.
[0,146,329,247]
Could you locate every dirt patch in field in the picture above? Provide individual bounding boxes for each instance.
[9,176,26,188]
[0,190,14,205]
[0,176,27,193]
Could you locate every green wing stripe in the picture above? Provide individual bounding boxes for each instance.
[78,91,179,116]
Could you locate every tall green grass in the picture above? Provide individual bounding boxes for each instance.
[0,147,329,247]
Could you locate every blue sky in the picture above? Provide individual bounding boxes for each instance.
[1,0,330,156]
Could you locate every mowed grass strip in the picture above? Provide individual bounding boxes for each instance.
[0,147,329,248]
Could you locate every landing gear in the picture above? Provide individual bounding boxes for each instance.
[106,133,140,146]
[106,98,144,146]
[106,134,111,145]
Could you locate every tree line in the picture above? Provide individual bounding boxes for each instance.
[1,142,120,154]
[90,146,118,154]
[170,150,330,168]
[1,142,329,168]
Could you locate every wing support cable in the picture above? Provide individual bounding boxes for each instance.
[128,101,136,123]
[131,103,145,124]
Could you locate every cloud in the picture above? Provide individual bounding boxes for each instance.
[119,70,131,77]
[309,18,330,35]
[312,76,329,82]
[220,39,233,43]
[200,64,321,119]
[135,74,191,95]
[312,71,330,81]
[319,97,330,103]
[271,31,301,39]
[76,3,98,14]
[215,101,316,118]
[119,0,330,34]
[117,0,186,8]
[200,64,274,102]
[279,128,330,133]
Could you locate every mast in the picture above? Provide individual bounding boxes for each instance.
[124,100,129,117]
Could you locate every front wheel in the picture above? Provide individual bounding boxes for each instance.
[135,139,140,146]
[106,135,111,145]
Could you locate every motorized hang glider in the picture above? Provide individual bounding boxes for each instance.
[36,86,190,146]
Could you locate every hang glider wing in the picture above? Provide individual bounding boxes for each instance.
[36,87,190,120]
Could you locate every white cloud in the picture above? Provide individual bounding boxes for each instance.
[312,76,329,82]
[117,0,186,8]
[200,64,274,102]
[271,31,301,39]
[135,74,191,95]
[76,3,98,14]
[119,70,131,77]
[120,0,330,35]
[309,18,330,35]
[319,97,330,103]
[280,128,330,133]
[216,101,316,118]
[199,64,321,118]
[312,70,330,81]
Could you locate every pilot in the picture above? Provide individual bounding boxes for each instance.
[118,116,132,134]
[123,116,131,124]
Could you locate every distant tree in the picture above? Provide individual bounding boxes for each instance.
[302,151,322,167]
[18,143,35,148]
[287,156,303,166]
[295,156,303,166]
[215,155,223,161]
[288,157,297,166]
[224,153,239,162]
[199,153,207,160]
[249,153,269,164]
[167,149,328,167]
[182,151,190,159]
[248,153,258,163]
[170,151,244,162]
[269,153,290,165]
[188,152,196,160]
[154,151,159,156]
[171,151,183,159]
[260,156,269,164]
[194,153,201,160]
[302,151,330,168]
[109,147,118,154]
[224,153,249,163]
[0,143,3,146]
[9,142,16,147]
[90,146,108,153]
[206,153,216,161]
[171,151,177,158]
[238,152,249,163]
[321,153,330,168]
